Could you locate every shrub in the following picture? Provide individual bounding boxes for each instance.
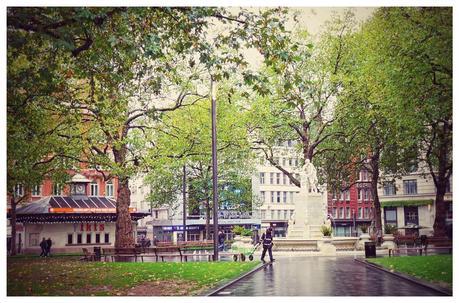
[360,225,369,233]
[384,224,398,235]
[241,229,253,237]
[232,226,245,235]
[320,225,333,237]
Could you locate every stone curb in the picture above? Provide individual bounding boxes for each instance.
[354,258,452,296]
[202,261,270,296]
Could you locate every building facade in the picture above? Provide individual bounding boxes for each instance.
[327,169,374,237]
[378,167,452,237]
[252,140,303,237]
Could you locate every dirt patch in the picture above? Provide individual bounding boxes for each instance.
[123,279,202,296]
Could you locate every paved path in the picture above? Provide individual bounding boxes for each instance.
[213,256,446,296]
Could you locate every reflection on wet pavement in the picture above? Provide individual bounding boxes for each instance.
[213,256,446,296]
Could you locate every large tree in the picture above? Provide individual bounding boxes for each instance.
[318,7,452,237]
[245,11,356,188]
[7,7,291,248]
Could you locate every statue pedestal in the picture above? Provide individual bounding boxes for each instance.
[287,189,325,239]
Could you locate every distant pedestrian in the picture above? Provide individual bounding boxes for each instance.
[145,238,151,247]
[46,238,52,256]
[218,230,225,251]
[153,236,159,247]
[260,227,274,263]
[39,237,47,257]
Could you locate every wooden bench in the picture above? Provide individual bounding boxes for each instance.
[423,236,452,255]
[388,246,423,257]
[110,247,143,262]
[154,246,183,262]
[80,248,96,261]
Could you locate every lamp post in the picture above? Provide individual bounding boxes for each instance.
[210,77,219,261]
[182,165,187,242]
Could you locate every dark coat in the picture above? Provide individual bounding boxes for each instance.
[40,239,48,249]
[46,239,52,249]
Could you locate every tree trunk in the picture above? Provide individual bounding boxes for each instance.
[113,146,134,248]
[205,198,210,240]
[370,156,382,238]
[10,195,17,256]
[115,177,134,248]
[433,185,447,237]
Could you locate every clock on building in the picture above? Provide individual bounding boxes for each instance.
[75,184,85,195]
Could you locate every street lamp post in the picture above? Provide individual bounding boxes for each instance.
[182,165,187,242]
[211,77,219,261]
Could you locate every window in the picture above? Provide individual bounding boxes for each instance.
[95,234,101,244]
[295,158,299,166]
[287,140,292,147]
[364,189,371,201]
[261,210,266,219]
[271,210,275,219]
[332,208,337,218]
[259,173,265,185]
[106,181,114,197]
[345,190,350,201]
[357,189,362,202]
[31,185,41,196]
[404,206,419,225]
[288,158,293,166]
[384,207,397,226]
[383,182,396,196]
[340,191,344,201]
[282,158,287,166]
[276,173,281,184]
[86,234,91,244]
[364,208,370,219]
[271,192,275,203]
[289,192,294,203]
[29,233,39,246]
[290,210,294,219]
[104,233,110,243]
[67,234,73,245]
[446,178,451,193]
[284,210,288,219]
[260,191,265,203]
[53,183,62,195]
[276,191,281,203]
[283,192,287,203]
[274,157,279,164]
[90,181,99,196]
[346,207,350,218]
[360,170,368,181]
[339,207,344,218]
[332,191,337,200]
[77,234,83,244]
[277,210,281,219]
[403,180,417,195]
[283,173,287,185]
[14,184,24,197]
[358,208,362,219]
[446,202,452,220]
[270,173,274,184]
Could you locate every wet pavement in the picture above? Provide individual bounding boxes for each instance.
[212,256,446,296]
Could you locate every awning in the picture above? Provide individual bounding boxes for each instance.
[381,199,434,208]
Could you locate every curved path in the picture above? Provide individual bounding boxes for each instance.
[212,256,447,296]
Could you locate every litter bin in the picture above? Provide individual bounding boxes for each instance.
[93,246,101,261]
[364,241,376,258]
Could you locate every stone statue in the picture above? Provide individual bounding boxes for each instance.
[302,159,318,192]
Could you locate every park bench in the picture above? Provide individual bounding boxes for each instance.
[388,234,423,257]
[80,248,96,261]
[422,236,452,255]
[108,247,143,262]
[154,246,183,262]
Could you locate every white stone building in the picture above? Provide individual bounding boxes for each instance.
[252,140,304,237]
[378,165,452,237]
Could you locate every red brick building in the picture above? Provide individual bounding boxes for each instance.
[327,170,374,237]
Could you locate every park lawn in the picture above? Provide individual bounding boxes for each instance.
[7,256,260,296]
[367,255,452,288]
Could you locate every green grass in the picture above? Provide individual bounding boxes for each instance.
[367,255,452,287]
[7,256,260,296]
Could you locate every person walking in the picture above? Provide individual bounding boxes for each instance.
[260,227,275,263]
[39,237,47,257]
[46,237,52,257]
[218,230,225,251]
